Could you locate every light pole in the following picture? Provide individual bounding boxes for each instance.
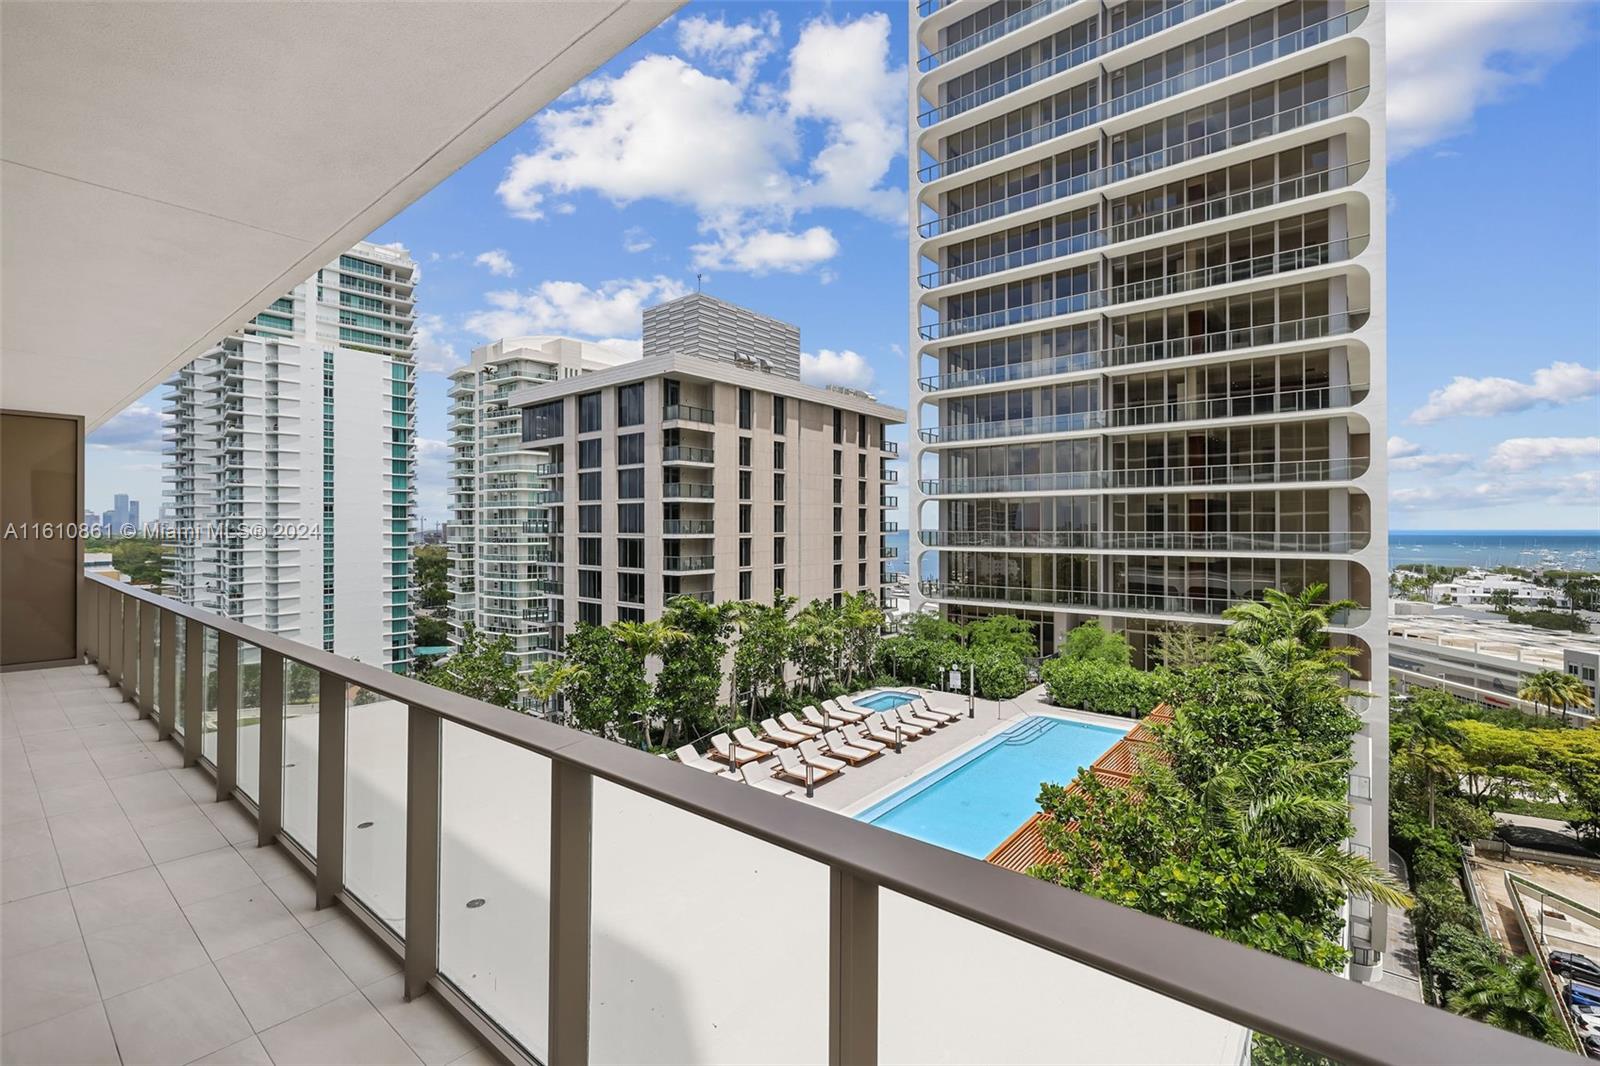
[968,658,975,719]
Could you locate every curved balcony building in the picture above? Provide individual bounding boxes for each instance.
[908,0,1388,973]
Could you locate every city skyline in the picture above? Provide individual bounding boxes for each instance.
[85,3,1598,532]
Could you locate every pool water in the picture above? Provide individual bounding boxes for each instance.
[856,716,1123,858]
[853,690,920,712]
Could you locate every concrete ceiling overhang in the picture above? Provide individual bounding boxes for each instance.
[0,0,679,428]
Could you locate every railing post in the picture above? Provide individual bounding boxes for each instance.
[182,619,203,766]
[257,650,284,846]
[137,600,156,719]
[79,578,92,662]
[215,633,238,801]
[829,868,878,1066]
[404,705,441,1000]
[157,609,177,741]
[106,589,123,688]
[549,761,592,1066]
[315,671,346,909]
[119,591,137,701]
[97,582,111,675]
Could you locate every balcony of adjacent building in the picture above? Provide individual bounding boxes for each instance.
[917,78,1374,244]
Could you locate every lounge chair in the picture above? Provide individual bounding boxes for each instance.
[894,704,946,731]
[866,710,923,740]
[800,705,831,731]
[821,698,865,723]
[911,697,959,724]
[797,739,847,775]
[842,723,887,755]
[740,761,795,797]
[674,744,724,773]
[708,733,764,766]
[760,717,808,747]
[773,747,839,790]
[731,726,778,756]
[778,711,822,738]
[821,729,876,765]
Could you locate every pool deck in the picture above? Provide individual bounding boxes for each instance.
[783,684,1133,815]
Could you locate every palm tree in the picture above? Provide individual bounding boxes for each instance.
[1394,696,1463,827]
[1516,670,1567,720]
[1550,670,1596,724]
[525,660,585,724]
[1221,583,1358,652]
[612,619,682,748]
[1447,955,1560,1041]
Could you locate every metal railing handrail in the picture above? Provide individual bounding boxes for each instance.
[80,571,1563,1066]
[919,457,1371,495]
[918,86,1370,236]
[918,0,1078,72]
[919,529,1371,553]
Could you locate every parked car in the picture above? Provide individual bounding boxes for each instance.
[1582,1031,1600,1061]
[1570,979,1600,1012]
[1555,951,1600,982]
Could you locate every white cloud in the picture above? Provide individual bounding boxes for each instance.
[677,11,780,89]
[1408,360,1600,424]
[691,225,839,273]
[622,227,654,254]
[463,275,689,341]
[494,11,904,274]
[88,403,167,453]
[1485,436,1600,472]
[1391,451,1472,475]
[413,313,464,374]
[800,348,873,390]
[473,249,516,277]
[593,337,645,360]
[1392,471,1600,512]
[1387,436,1422,459]
[1387,2,1590,156]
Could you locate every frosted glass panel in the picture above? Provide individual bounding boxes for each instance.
[201,629,219,765]
[590,779,829,1064]
[439,724,551,1059]
[237,645,262,802]
[878,889,1250,1065]
[344,689,406,934]
[281,661,320,855]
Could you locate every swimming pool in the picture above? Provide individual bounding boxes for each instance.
[852,689,920,712]
[856,716,1123,858]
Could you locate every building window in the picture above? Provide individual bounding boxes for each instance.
[579,538,601,566]
[738,388,753,429]
[833,409,842,444]
[857,413,867,444]
[618,468,644,499]
[858,534,867,559]
[774,440,785,469]
[579,505,602,532]
[833,450,842,476]
[579,569,602,599]
[617,383,644,427]
[618,605,644,623]
[618,503,644,533]
[774,537,786,565]
[773,395,786,434]
[858,508,867,531]
[738,570,753,600]
[857,481,866,505]
[579,601,602,626]
[523,400,563,440]
[579,392,602,434]
[833,480,842,504]
[619,539,644,569]
[833,508,841,533]
[833,535,842,561]
[774,568,785,594]
[774,505,785,533]
[619,572,644,604]
[579,438,602,469]
[858,452,867,478]
[739,538,752,567]
[833,564,842,589]
[579,471,601,500]
[617,433,644,465]
[774,473,785,501]
[859,562,867,587]
[739,470,752,501]
[739,436,752,467]
[740,504,752,533]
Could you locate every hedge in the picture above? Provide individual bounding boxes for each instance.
[1039,658,1171,717]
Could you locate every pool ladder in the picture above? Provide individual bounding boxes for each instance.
[999,716,1052,746]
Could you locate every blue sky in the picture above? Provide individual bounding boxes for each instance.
[89,2,1599,533]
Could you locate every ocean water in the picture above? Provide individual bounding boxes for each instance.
[1388,531,1600,570]
[893,528,1599,573]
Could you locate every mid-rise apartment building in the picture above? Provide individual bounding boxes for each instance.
[643,292,803,377]
[502,298,903,659]
[446,336,640,669]
[908,0,1387,970]
[163,241,417,671]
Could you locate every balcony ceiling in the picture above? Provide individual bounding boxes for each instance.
[0,0,677,428]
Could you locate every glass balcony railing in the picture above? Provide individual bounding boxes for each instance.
[920,383,1369,444]
[662,403,715,424]
[663,445,716,463]
[920,236,1366,341]
[920,311,1368,391]
[76,575,1541,1066]
[919,162,1369,289]
[918,0,1078,73]
[662,482,715,499]
[920,578,1369,625]
[919,0,1230,127]
[662,555,715,572]
[918,86,1369,236]
[662,519,716,535]
[919,529,1370,553]
[920,456,1370,494]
